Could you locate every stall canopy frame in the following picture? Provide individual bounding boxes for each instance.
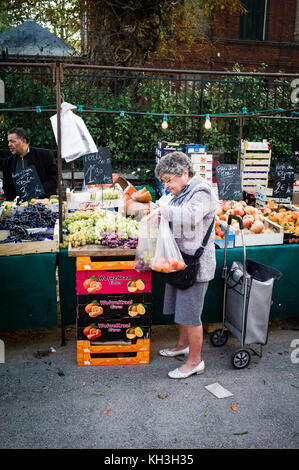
[0,61,298,242]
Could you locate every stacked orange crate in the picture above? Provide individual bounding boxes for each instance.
[75,257,152,366]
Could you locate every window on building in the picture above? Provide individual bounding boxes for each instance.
[239,0,269,40]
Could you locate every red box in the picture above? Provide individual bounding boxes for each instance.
[76,269,152,295]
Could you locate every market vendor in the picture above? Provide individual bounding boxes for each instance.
[3,127,58,201]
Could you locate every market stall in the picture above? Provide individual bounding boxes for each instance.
[0,242,298,334]
[57,243,299,328]
[0,75,298,368]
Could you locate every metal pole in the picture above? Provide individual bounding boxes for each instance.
[237,117,244,170]
[55,63,63,244]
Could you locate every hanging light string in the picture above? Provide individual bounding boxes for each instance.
[0,104,298,119]
[0,105,56,112]
[75,105,291,118]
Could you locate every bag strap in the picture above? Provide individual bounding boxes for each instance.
[194,217,215,258]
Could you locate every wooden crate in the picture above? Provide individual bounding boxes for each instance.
[233,217,284,246]
[0,220,59,256]
[77,339,150,366]
[240,140,271,193]
[68,243,136,258]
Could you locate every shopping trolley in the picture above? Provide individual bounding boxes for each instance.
[210,214,282,369]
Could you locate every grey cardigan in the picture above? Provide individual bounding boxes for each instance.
[160,177,217,282]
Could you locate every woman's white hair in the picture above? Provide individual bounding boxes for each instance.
[155,151,195,179]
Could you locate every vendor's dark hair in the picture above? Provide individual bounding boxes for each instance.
[7,127,29,143]
[155,151,195,178]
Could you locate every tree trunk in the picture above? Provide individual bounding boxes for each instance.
[87,0,181,67]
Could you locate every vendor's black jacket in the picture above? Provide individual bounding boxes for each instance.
[3,147,58,200]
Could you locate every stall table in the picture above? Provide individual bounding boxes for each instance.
[0,252,58,331]
[0,245,298,334]
[58,244,299,328]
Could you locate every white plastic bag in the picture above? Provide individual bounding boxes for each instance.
[152,215,185,273]
[50,102,98,162]
[134,209,160,272]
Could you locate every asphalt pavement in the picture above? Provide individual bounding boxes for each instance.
[0,317,299,454]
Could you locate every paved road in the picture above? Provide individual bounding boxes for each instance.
[0,318,299,453]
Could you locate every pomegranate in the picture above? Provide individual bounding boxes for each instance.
[245,205,258,215]
[234,208,245,217]
[243,215,254,228]
[250,220,264,234]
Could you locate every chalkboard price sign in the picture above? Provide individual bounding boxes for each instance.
[273,161,294,198]
[83,147,113,186]
[12,165,45,201]
[216,164,243,201]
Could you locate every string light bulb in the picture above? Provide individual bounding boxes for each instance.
[161,114,168,129]
[204,114,211,129]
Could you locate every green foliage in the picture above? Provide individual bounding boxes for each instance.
[0,65,298,177]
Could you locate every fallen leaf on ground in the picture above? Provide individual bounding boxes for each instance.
[233,431,248,435]
[102,409,111,415]
[158,393,169,399]
[231,403,238,411]
[204,408,210,416]
[0,332,19,340]
[92,392,105,396]
[291,384,299,390]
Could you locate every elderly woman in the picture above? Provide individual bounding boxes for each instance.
[154,151,217,379]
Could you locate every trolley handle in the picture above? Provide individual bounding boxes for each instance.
[228,214,244,230]
[227,214,247,295]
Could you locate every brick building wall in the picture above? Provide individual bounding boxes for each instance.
[151,0,299,73]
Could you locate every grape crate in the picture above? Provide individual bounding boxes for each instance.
[0,203,59,256]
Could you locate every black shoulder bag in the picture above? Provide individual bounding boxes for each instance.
[154,217,215,290]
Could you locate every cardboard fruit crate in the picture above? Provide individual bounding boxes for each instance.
[77,322,151,344]
[76,257,136,271]
[76,265,152,295]
[77,339,150,366]
[77,292,152,323]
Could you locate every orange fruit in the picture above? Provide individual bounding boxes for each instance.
[128,307,138,317]
[176,261,185,270]
[83,326,94,336]
[89,306,104,317]
[134,327,144,338]
[153,262,163,272]
[83,278,92,289]
[137,304,146,315]
[136,279,145,290]
[85,303,95,314]
[162,263,172,273]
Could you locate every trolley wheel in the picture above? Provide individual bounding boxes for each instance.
[231,349,251,369]
[210,329,228,347]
